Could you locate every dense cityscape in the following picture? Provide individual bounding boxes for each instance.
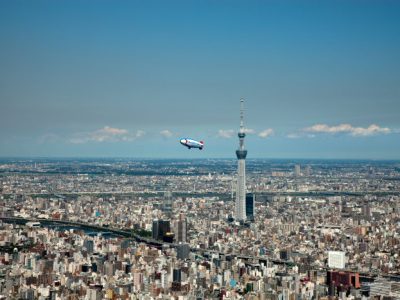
[1,158,400,299]
[1,1,399,299]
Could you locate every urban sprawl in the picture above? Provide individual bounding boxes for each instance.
[0,159,400,299]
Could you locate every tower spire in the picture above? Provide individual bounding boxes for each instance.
[240,98,244,133]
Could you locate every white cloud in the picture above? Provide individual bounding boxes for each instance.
[37,133,60,144]
[304,123,391,136]
[287,133,301,139]
[101,126,128,135]
[135,130,146,138]
[244,128,256,135]
[69,137,86,144]
[217,129,235,138]
[217,128,255,138]
[90,126,128,142]
[258,128,274,138]
[350,124,391,136]
[160,130,173,138]
[69,126,145,143]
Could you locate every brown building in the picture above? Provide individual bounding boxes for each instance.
[327,271,360,289]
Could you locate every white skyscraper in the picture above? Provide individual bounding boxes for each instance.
[235,99,247,221]
[328,251,346,269]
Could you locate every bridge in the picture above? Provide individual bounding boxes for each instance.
[1,216,148,241]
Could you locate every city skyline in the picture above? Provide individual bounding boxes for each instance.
[1,1,400,159]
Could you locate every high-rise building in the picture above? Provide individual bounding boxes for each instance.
[159,220,171,240]
[294,164,301,177]
[304,165,311,176]
[83,239,94,253]
[152,220,159,240]
[152,219,171,241]
[245,193,255,221]
[328,251,346,269]
[163,191,173,217]
[173,268,182,283]
[175,213,187,243]
[362,201,371,219]
[327,270,360,289]
[235,99,247,221]
[369,278,400,298]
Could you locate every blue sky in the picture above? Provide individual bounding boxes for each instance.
[0,0,399,159]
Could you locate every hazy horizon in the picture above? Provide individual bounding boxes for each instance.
[1,156,399,162]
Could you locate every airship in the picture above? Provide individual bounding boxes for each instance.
[180,138,204,150]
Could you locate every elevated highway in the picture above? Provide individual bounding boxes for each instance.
[2,190,399,199]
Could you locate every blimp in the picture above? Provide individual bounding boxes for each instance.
[180,138,204,150]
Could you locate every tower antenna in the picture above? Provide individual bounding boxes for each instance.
[240,98,244,132]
